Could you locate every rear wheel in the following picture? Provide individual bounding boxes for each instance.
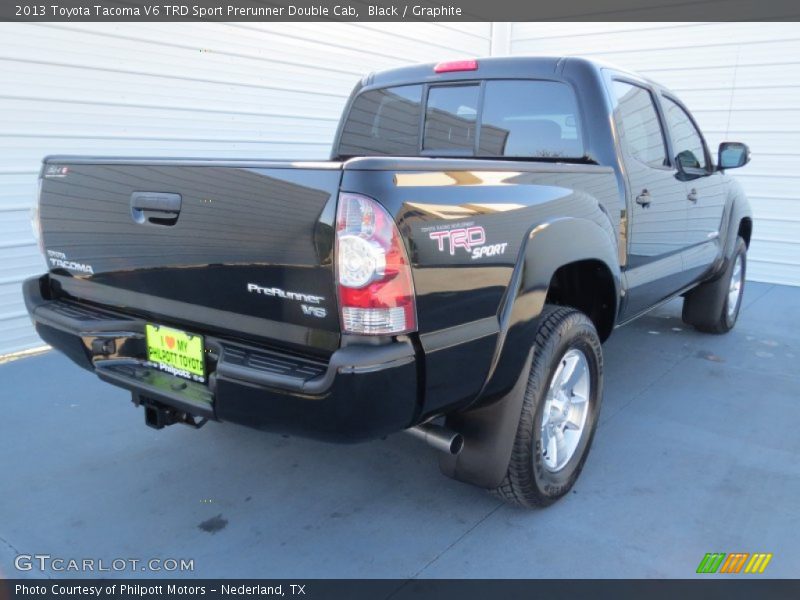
[682,237,747,334]
[493,306,603,508]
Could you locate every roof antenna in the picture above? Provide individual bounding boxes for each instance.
[725,44,742,141]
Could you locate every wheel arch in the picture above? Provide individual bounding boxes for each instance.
[546,258,617,342]
[440,217,620,490]
[484,216,620,402]
[738,216,753,248]
[721,178,754,261]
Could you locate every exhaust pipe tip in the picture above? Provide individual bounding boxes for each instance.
[448,433,464,455]
[405,423,463,455]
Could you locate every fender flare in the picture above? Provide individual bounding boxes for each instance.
[696,179,753,284]
[719,181,754,270]
[441,216,621,489]
[484,216,621,398]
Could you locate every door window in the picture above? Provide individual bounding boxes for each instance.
[612,81,668,169]
[662,96,708,171]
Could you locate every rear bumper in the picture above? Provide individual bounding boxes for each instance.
[23,275,420,442]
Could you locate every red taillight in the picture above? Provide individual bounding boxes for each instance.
[434,59,478,74]
[335,193,417,335]
[31,177,44,256]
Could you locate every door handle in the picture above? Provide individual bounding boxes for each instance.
[130,192,182,226]
[635,189,651,208]
[687,188,698,203]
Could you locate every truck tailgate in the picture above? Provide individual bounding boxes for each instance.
[38,158,342,355]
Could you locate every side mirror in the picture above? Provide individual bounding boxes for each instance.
[675,149,702,171]
[718,142,750,170]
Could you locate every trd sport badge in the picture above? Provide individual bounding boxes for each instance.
[429,225,508,260]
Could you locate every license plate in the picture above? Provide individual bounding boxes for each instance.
[145,324,205,383]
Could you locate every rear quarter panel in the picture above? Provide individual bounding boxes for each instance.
[342,160,621,416]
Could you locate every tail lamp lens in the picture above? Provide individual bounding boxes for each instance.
[434,59,478,73]
[335,193,417,335]
[30,178,44,256]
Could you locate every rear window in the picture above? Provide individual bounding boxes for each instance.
[423,84,480,152]
[336,80,584,159]
[479,81,583,158]
[338,85,422,156]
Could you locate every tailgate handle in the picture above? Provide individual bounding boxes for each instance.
[131,192,182,226]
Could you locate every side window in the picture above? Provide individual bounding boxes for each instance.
[612,81,668,169]
[662,97,708,171]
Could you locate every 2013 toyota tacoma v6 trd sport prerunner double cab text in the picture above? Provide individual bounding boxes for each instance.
[24,57,752,507]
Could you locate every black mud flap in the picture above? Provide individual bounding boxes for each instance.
[439,349,533,489]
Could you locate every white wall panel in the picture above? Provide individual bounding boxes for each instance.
[509,22,800,287]
[0,22,490,354]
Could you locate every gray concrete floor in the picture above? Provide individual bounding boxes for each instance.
[1,281,798,579]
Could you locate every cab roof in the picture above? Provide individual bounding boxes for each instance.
[365,55,658,90]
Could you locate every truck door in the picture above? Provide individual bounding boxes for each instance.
[611,80,691,319]
[660,94,727,282]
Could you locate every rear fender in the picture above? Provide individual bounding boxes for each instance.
[441,217,620,489]
[482,216,620,401]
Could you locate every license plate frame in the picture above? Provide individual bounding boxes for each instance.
[145,323,206,383]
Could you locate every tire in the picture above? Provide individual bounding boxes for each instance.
[682,237,747,334]
[493,305,604,508]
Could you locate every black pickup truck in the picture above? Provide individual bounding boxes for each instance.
[24,57,752,507]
